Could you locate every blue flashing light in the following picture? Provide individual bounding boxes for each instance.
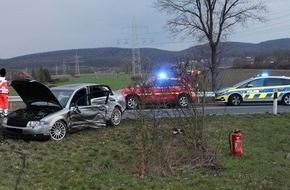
[257,72,269,77]
[158,72,167,79]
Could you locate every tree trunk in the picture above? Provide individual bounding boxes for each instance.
[211,47,218,91]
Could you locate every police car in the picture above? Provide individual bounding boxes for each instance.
[215,74,290,106]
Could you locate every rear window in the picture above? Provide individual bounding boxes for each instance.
[264,78,290,86]
[282,79,290,85]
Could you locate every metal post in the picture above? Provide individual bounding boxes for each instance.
[273,91,278,115]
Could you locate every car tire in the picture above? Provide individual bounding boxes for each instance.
[50,120,67,141]
[228,94,242,106]
[177,94,190,108]
[108,107,122,126]
[126,95,139,109]
[282,93,290,105]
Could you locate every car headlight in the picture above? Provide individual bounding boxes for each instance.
[2,117,7,124]
[27,121,45,128]
[215,90,228,96]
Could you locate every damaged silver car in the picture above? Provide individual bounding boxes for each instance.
[2,80,126,141]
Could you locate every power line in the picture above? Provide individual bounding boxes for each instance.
[71,52,83,77]
[119,18,154,77]
[62,60,66,75]
[132,18,142,77]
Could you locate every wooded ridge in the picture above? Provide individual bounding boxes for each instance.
[0,38,289,70]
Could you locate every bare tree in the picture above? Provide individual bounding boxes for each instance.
[154,0,267,91]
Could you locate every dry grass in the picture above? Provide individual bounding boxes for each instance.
[218,69,290,88]
[195,69,290,91]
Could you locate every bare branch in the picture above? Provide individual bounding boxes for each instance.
[153,0,268,91]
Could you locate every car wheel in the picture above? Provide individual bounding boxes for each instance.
[108,107,122,126]
[282,93,290,105]
[228,94,242,106]
[50,120,67,141]
[177,94,190,108]
[126,95,139,109]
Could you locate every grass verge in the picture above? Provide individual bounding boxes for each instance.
[1,112,289,190]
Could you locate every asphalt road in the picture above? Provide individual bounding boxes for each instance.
[122,103,290,119]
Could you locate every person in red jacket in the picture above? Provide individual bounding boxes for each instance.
[0,68,9,117]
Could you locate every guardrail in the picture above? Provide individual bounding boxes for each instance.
[196,91,215,103]
[8,92,215,105]
[9,96,23,102]
[9,92,215,102]
[197,91,215,97]
[8,93,215,111]
[8,96,25,111]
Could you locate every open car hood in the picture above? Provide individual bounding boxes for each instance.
[11,79,62,108]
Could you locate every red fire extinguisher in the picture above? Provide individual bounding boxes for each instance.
[229,130,243,156]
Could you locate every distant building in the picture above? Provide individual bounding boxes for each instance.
[15,70,33,80]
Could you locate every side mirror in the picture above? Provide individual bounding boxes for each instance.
[70,103,75,108]
[73,105,81,114]
[247,84,254,88]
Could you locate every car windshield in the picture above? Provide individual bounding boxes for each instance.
[51,89,74,107]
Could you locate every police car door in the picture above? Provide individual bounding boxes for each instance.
[263,78,284,101]
[243,78,265,102]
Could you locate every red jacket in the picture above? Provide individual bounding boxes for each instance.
[0,77,8,94]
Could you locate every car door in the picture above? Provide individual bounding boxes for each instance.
[69,87,108,128]
[89,85,115,117]
[237,78,265,102]
[137,78,158,104]
[263,78,285,101]
[164,79,187,102]
[146,78,174,104]
[151,78,170,103]
[149,78,187,103]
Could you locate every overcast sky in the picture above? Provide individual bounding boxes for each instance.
[0,0,289,59]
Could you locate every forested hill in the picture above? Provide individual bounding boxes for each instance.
[0,38,289,69]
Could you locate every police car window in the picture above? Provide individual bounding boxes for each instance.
[264,78,283,86]
[282,79,290,85]
[246,79,264,87]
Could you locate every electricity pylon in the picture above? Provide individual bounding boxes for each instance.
[132,18,142,78]
[55,64,58,75]
[62,60,66,75]
[118,18,153,79]
[73,52,82,77]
